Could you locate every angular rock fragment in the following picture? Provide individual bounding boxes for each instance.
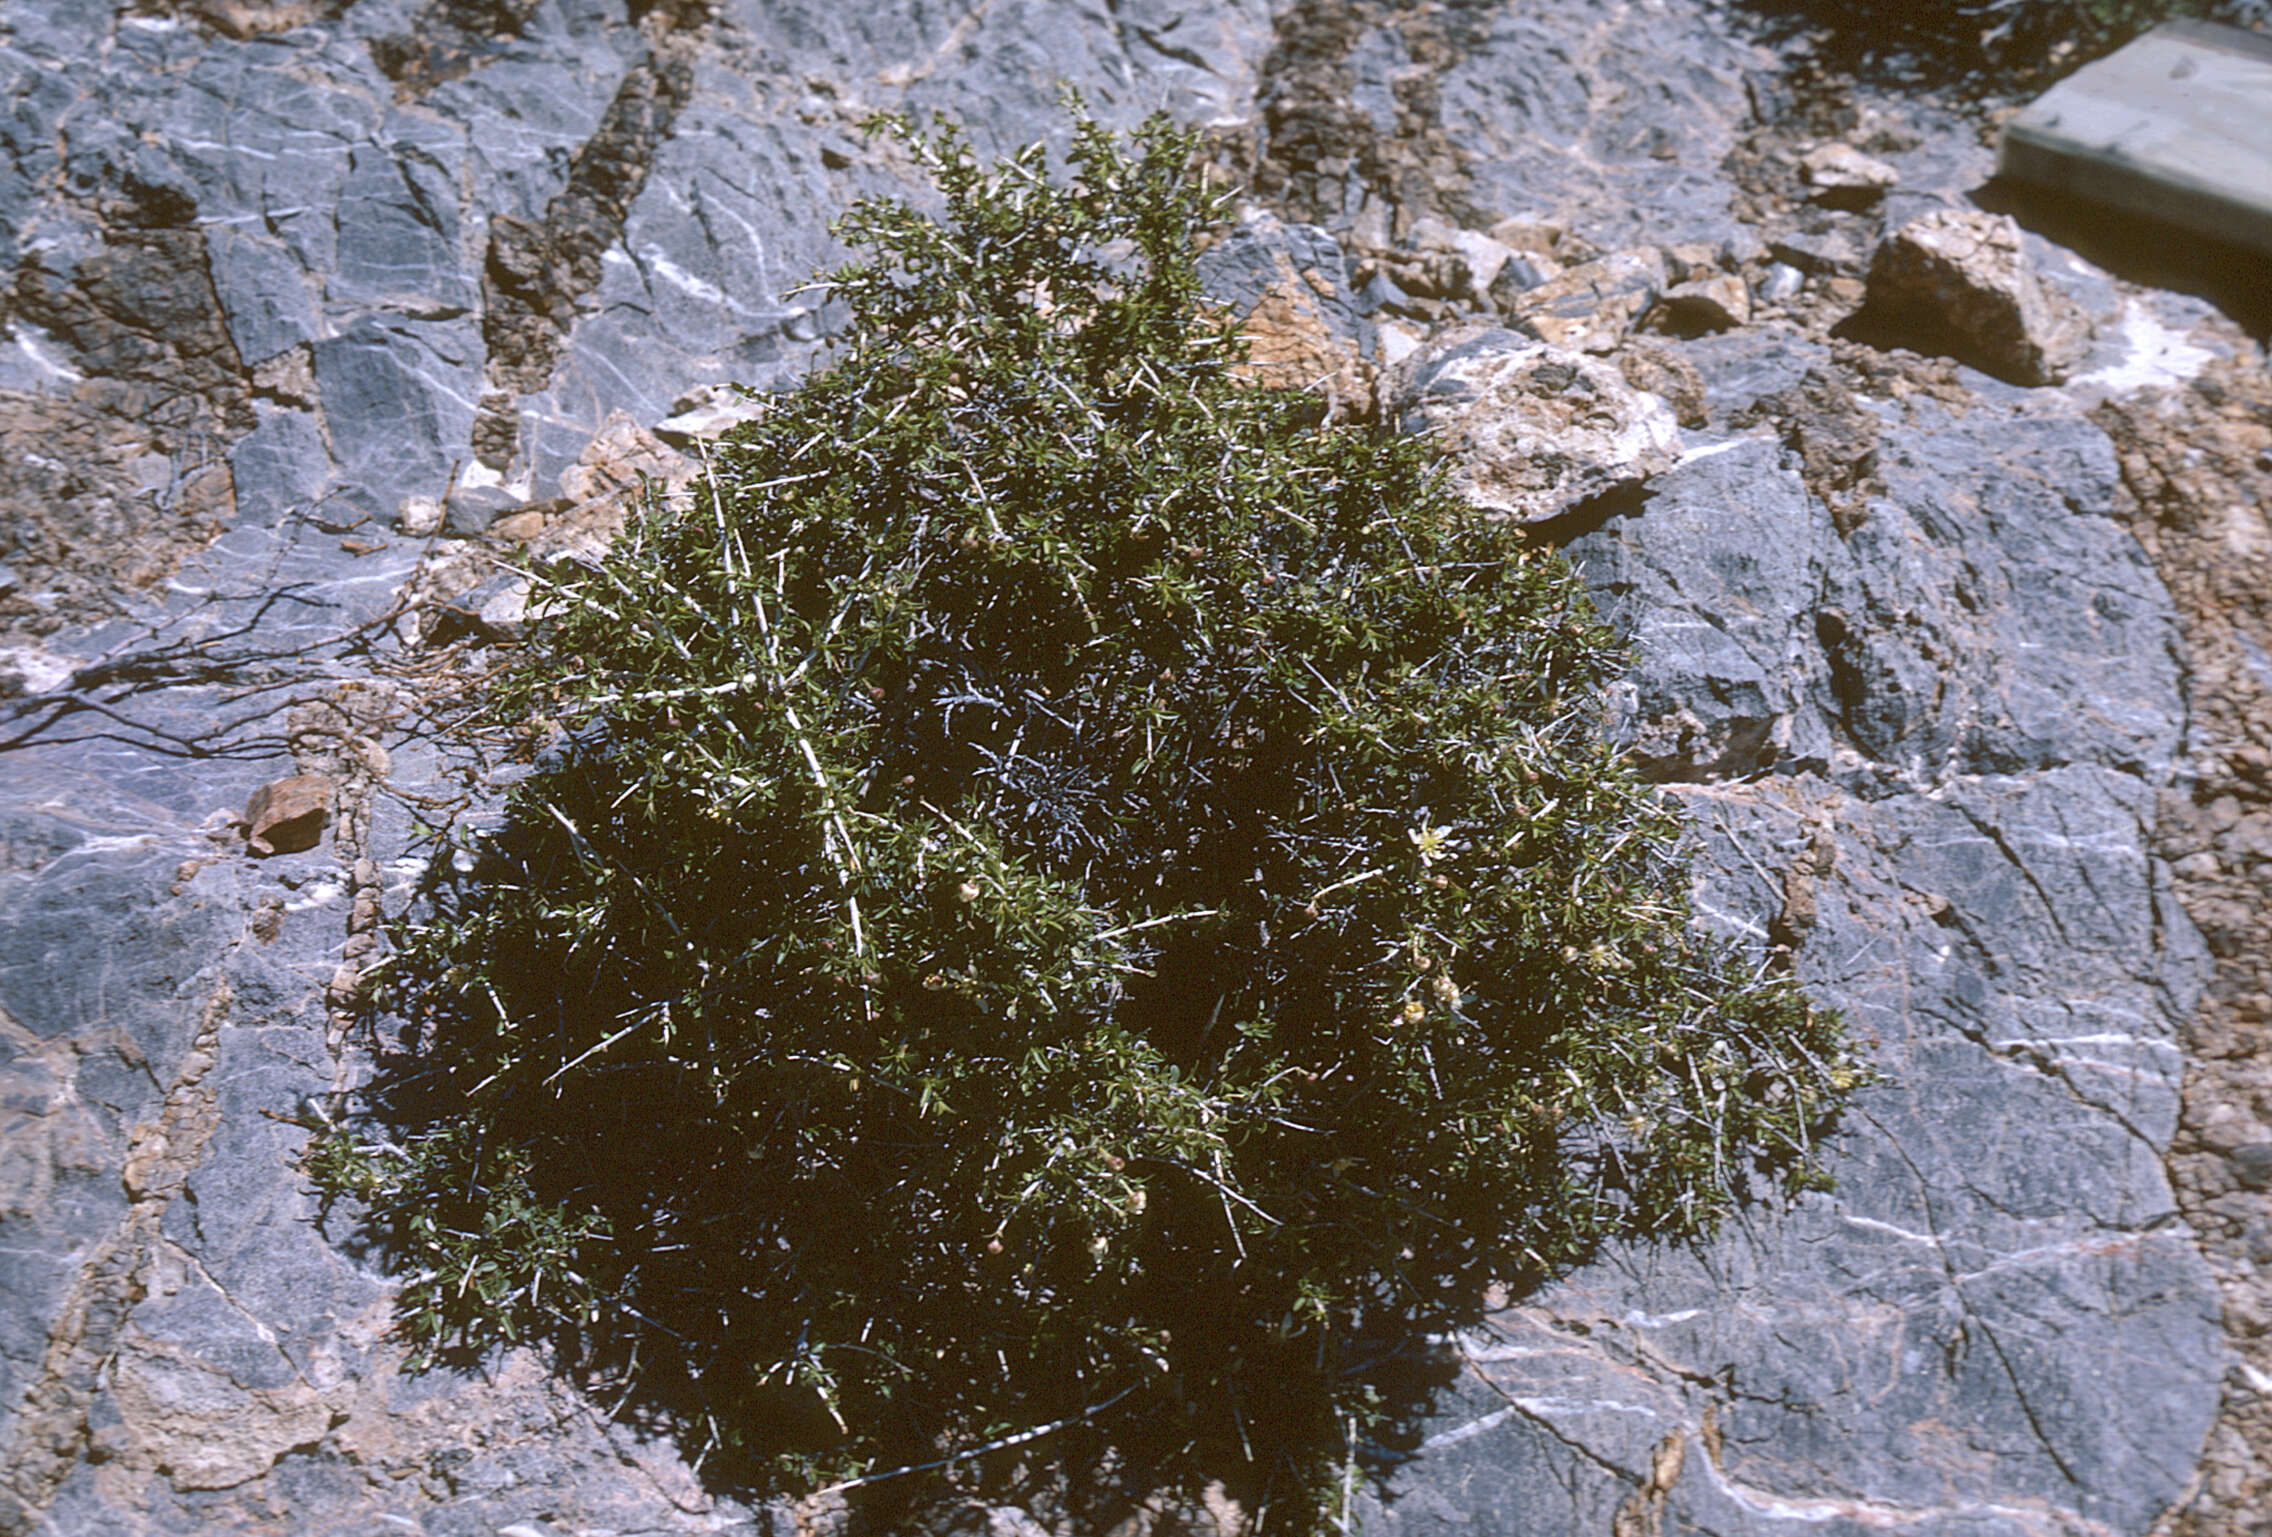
[557,413,692,504]
[1406,215,1520,303]
[487,509,548,543]
[1385,327,1680,524]
[1801,142,1900,208]
[1770,225,1868,278]
[1755,260,1807,303]
[1503,249,1667,353]
[1863,209,2091,385]
[477,578,534,643]
[1653,244,1751,335]
[1647,272,1750,335]
[444,481,521,536]
[243,775,332,857]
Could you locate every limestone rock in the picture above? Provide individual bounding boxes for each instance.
[1647,271,1751,335]
[0,0,2252,1529]
[1865,209,2092,385]
[1385,328,1680,523]
[1197,213,1372,415]
[1801,142,1900,207]
[242,775,331,857]
[393,495,443,538]
[486,509,547,544]
[557,412,692,505]
[1502,249,1667,353]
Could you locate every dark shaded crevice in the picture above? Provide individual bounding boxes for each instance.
[1727,0,2271,97]
[1972,176,2272,344]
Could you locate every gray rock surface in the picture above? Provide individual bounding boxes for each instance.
[0,0,2256,1532]
[1367,386,2218,1537]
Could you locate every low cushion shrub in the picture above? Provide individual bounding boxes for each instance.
[314,108,1867,1527]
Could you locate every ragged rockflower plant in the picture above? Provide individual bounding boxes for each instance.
[312,107,1869,1527]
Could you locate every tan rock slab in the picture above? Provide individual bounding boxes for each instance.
[2001,20,2272,258]
[243,774,332,857]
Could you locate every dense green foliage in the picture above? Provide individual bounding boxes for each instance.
[315,112,1866,1524]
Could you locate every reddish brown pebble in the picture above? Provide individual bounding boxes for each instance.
[244,774,333,857]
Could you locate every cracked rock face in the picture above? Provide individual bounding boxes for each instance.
[0,0,2264,1532]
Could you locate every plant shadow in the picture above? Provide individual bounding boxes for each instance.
[331,783,1576,1534]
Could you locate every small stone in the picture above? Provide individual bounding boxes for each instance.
[1485,252,1560,311]
[1801,142,1900,208]
[488,510,548,543]
[445,483,522,536]
[1484,216,1564,256]
[558,411,696,505]
[395,495,444,537]
[1407,216,1519,301]
[1661,243,1723,282]
[1358,266,1415,316]
[1863,209,2091,386]
[244,774,333,857]
[1646,272,1751,335]
[1374,320,1424,367]
[476,579,535,643]
[2232,1144,2272,1191]
[1755,262,1806,303]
